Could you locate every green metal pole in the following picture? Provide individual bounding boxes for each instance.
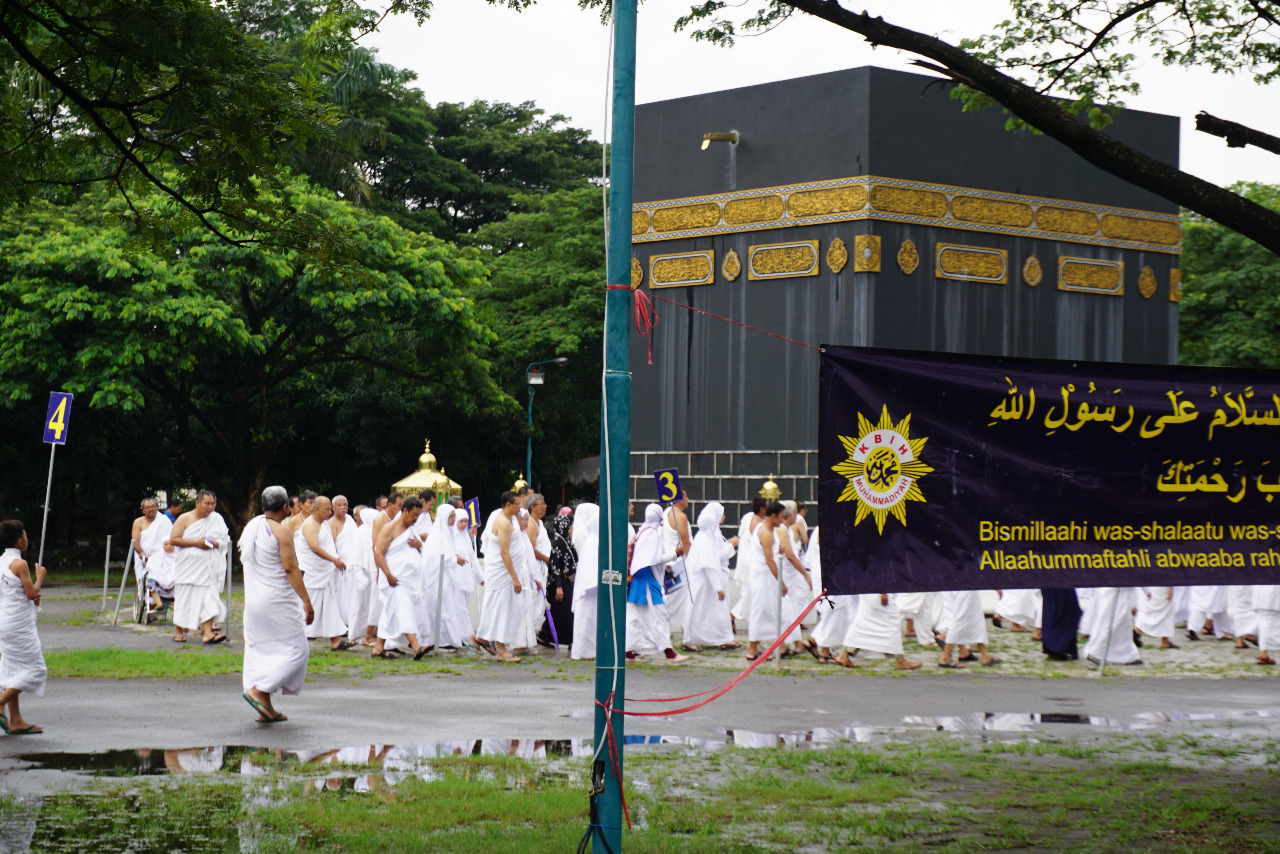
[593,0,637,849]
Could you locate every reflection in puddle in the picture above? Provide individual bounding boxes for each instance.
[902,708,1280,733]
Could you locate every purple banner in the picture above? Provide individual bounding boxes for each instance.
[819,346,1280,594]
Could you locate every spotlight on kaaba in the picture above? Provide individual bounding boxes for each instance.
[627,66,1181,524]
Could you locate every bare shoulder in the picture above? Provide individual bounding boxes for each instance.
[495,513,513,533]
[267,517,289,544]
[7,556,27,576]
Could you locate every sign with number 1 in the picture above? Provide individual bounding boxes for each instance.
[464,497,481,528]
[653,468,682,503]
[43,392,73,445]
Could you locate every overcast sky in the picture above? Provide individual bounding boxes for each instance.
[364,0,1280,191]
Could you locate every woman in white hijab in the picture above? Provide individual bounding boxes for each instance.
[570,503,600,660]
[442,507,480,648]
[625,504,688,662]
[418,505,459,651]
[682,502,739,649]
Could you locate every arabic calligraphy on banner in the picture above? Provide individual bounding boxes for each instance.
[818,346,1280,594]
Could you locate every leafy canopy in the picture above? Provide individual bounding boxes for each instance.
[1180,183,1280,369]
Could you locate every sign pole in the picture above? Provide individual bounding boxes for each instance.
[102,535,112,609]
[36,444,56,571]
[37,391,73,570]
[111,545,135,625]
[593,0,637,848]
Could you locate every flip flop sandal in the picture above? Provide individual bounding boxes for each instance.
[413,646,435,661]
[243,693,272,718]
[8,724,42,735]
[957,653,977,662]
[719,642,743,650]
[256,711,287,724]
[332,641,357,652]
[0,712,8,734]
[834,658,858,669]
[746,654,761,662]
[938,661,965,669]
[472,637,497,656]
[203,635,228,645]
[981,657,1003,666]
[801,639,821,660]
[172,637,187,643]
[371,651,398,660]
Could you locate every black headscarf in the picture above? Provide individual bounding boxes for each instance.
[548,511,577,585]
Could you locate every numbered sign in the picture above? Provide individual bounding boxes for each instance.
[464,497,481,527]
[43,392,73,445]
[653,468,682,503]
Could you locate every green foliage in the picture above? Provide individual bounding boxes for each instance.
[0,176,509,527]
[1179,183,1280,368]
[0,0,333,239]
[363,95,603,243]
[470,186,607,494]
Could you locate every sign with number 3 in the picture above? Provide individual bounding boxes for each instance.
[653,468,682,503]
[43,392,73,445]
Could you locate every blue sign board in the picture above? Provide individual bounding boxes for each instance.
[653,468,682,503]
[43,392,73,445]
[464,497,481,528]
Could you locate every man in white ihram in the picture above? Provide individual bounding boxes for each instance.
[238,485,314,723]
[296,496,352,651]
[168,489,229,645]
[132,497,174,612]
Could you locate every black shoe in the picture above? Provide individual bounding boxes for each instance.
[1187,630,1200,641]
[1133,633,1144,648]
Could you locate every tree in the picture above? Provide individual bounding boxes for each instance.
[666,0,1280,254]
[0,176,511,530]
[0,0,336,240]
[361,94,603,243]
[1179,183,1280,368]
[471,186,607,494]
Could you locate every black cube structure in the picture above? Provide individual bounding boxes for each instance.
[628,67,1181,524]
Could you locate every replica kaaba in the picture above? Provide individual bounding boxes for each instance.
[627,67,1181,525]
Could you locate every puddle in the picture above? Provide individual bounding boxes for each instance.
[902,708,1280,733]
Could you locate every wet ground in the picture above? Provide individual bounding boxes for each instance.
[1,583,1277,851]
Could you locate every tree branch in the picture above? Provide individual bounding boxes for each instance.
[780,2,1280,255]
[1196,111,1280,156]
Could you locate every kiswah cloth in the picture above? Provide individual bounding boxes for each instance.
[0,549,46,697]
[238,517,308,695]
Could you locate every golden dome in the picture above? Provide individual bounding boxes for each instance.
[758,474,782,502]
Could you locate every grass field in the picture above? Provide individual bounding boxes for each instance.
[6,735,1279,853]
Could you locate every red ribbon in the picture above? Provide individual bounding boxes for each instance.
[619,590,827,716]
[607,284,658,365]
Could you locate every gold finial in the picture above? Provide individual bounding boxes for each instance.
[759,474,781,502]
[418,439,438,472]
[513,473,528,492]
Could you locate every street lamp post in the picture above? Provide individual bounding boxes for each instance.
[526,357,569,488]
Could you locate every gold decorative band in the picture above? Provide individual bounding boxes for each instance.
[632,175,1181,255]
[747,240,820,280]
[649,251,715,288]
[935,243,1008,284]
[1058,256,1124,295]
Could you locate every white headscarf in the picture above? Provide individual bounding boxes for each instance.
[628,503,667,572]
[358,507,379,526]
[572,503,601,605]
[686,501,728,572]
[422,506,457,561]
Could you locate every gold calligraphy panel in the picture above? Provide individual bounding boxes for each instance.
[722,248,742,282]
[630,257,644,289]
[652,203,721,234]
[935,243,1008,284]
[826,239,848,274]
[724,195,784,226]
[1137,265,1157,299]
[897,240,920,275]
[1034,206,1100,235]
[869,185,949,218]
[649,251,715,288]
[747,241,820,280]
[1170,268,1182,303]
[631,175,1182,255]
[1058,257,1124,295]
[787,185,868,218]
[1022,255,1043,287]
[1100,214,1182,246]
[952,196,1034,229]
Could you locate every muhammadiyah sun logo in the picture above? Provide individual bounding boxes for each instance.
[832,406,934,534]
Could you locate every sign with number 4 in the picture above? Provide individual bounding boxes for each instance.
[43,392,73,445]
[653,468,682,503]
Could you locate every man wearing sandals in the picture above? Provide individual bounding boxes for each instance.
[238,486,314,723]
[297,496,353,652]
[168,490,229,645]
